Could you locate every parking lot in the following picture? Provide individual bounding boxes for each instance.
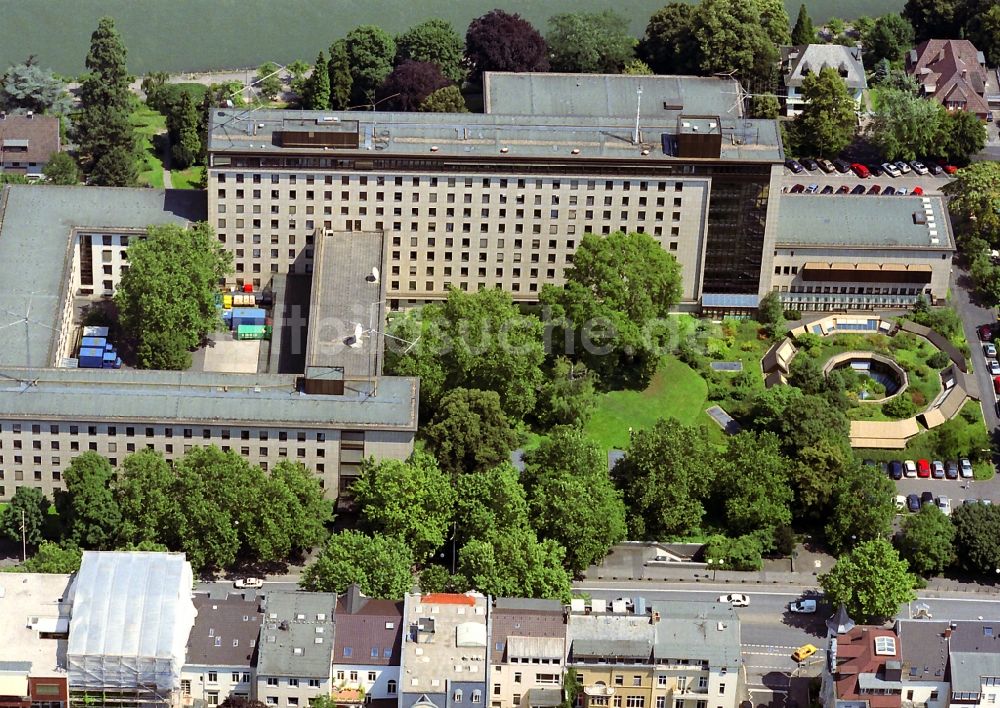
[782,164,953,196]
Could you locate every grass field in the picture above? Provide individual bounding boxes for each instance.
[2,0,905,75]
[172,166,205,190]
[585,355,712,450]
[132,105,166,188]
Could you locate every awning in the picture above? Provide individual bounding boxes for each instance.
[907,264,932,272]
[856,263,881,271]
[881,263,907,272]
[803,262,830,270]
[702,293,760,308]
[0,674,29,698]
[829,263,855,271]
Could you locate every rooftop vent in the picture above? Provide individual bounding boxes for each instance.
[913,212,928,224]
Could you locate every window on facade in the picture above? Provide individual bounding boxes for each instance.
[181,681,191,695]
[208,672,217,683]
[626,698,645,708]
[454,690,463,703]
[267,678,278,687]
[368,672,376,682]
[615,675,624,686]
[208,693,219,706]
[308,679,320,688]
[288,679,298,687]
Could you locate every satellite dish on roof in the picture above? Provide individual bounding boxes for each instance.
[367,267,380,284]
[347,323,364,348]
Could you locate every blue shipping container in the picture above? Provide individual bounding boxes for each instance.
[79,347,105,368]
[81,337,106,349]
[230,307,266,327]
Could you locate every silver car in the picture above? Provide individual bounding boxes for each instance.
[960,458,974,479]
[990,359,1000,376]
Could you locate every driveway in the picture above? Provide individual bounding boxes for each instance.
[782,167,952,196]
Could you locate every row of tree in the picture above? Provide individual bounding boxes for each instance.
[0,447,330,572]
[945,163,1000,305]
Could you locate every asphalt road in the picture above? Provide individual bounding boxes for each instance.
[782,166,953,196]
[952,263,999,434]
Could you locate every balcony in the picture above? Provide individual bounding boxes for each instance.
[584,684,616,697]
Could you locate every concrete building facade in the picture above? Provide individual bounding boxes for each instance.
[489,598,566,708]
[330,584,403,707]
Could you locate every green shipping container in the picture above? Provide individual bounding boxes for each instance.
[236,324,271,340]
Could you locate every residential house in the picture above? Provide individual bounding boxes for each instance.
[0,573,73,708]
[330,584,403,708]
[489,598,567,708]
[181,593,263,707]
[780,44,867,116]
[823,625,903,708]
[906,40,990,119]
[256,592,336,708]
[894,622,948,708]
[399,592,489,708]
[947,620,1000,707]
[0,113,60,178]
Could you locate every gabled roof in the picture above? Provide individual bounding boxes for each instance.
[332,584,402,667]
[0,114,60,165]
[186,593,262,668]
[949,620,1000,692]
[491,597,565,664]
[782,44,867,90]
[907,39,989,115]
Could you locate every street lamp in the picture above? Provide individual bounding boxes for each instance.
[708,558,724,581]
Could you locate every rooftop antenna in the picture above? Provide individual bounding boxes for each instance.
[633,85,643,144]
[0,290,57,391]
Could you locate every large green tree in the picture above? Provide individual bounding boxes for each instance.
[522,428,627,575]
[351,450,456,562]
[395,19,466,84]
[865,14,915,66]
[301,530,414,598]
[638,3,698,75]
[942,109,987,164]
[714,431,792,547]
[546,11,636,74]
[423,388,520,476]
[419,85,468,112]
[454,463,530,545]
[944,161,1000,245]
[75,17,137,186]
[169,91,201,169]
[22,541,82,573]
[819,539,916,622]
[345,25,397,106]
[689,0,788,91]
[952,502,1000,575]
[60,451,121,550]
[868,88,945,161]
[969,4,1000,67]
[327,40,353,110]
[301,51,331,110]
[795,66,857,157]
[0,60,71,114]
[465,10,549,81]
[43,152,80,185]
[254,62,282,101]
[612,418,719,538]
[267,461,331,553]
[535,358,598,429]
[824,464,896,555]
[114,449,179,546]
[899,504,955,576]
[457,527,571,601]
[115,222,232,369]
[0,486,50,547]
[790,4,815,45]
[904,0,963,41]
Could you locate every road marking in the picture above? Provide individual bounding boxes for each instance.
[575,586,807,597]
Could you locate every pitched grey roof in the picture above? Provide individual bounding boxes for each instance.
[572,638,652,659]
[896,621,949,683]
[186,593,262,668]
[257,591,336,678]
[332,585,403,667]
[782,44,867,90]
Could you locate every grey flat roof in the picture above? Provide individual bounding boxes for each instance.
[776,195,955,249]
[208,108,782,163]
[306,231,385,378]
[651,601,742,667]
[483,72,741,119]
[258,591,337,678]
[0,185,205,368]
[0,367,417,430]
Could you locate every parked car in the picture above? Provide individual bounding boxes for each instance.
[983,342,996,357]
[790,183,806,193]
[805,183,820,194]
[868,184,882,195]
[983,499,993,506]
[911,160,929,175]
[789,599,818,614]
[895,161,912,174]
[937,497,953,516]
[990,359,1000,376]
[883,163,902,177]
[792,644,819,662]
[994,375,1000,394]
[234,577,264,589]
[921,491,935,506]
[946,461,959,480]
[896,187,909,196]
[785,159,805,173]
[907,493,920,512]
[836,185,850,194]
[801,158,819,171]
[980,324,994,341]
[889,460,904,479]
[961,458,974,478]
[817,158,836,173]
[869,163,886,177]
[927,163,944,176]
[851,163,870,178]
[917,459,931,477]
[883,186,897,195]
[912,186,924,196]
[904,459,918,478]
[938,161,957,174]
[895,495,907,511]
[719,593,750,607]
[832,158,852,173]
[820,185,835,194]
[932,460,945,479]
[851,184,866,194]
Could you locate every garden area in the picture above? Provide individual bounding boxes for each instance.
[132,104,166,188]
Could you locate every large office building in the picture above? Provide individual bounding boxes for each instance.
[0,185,417,503]
[207,73,786,312]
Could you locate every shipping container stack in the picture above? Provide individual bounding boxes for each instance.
[77,326,122,369]
[218,287,273,341]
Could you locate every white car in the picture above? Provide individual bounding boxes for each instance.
[895,494,907,511]
[990,359,1000,376]
[960,458,974,479]
[937,497,952,516]
[896,188,909,196]
[882,162,902,177]
[789,599,817,614]
[904,459,918,478]
[234,577,264,589]
[911,161,929,176]
[984,343,997,357]
[719,593,750,607]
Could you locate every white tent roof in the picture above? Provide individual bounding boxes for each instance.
[67,552,196,693]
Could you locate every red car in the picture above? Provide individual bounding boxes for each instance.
[917,459,931,478]
[937,159,958,174]
[851,163,870,178]
[912,186,924,195]
[980,324,994,341]
[995,375,1000,395]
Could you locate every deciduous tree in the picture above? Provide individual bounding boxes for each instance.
[60,451,121,550]
[824,464,896,555]
[546,11,636,74]
[749,93,780,119]
[952,502,1000,575]
[254,62,282,101]
[943,161,1000,244]
[423,388,520,475]
[534,358,598,429]
[868,88,945,161]
[301,530,414,598]
[22,541,82,573]
[714,431,792,547]
[904,0,962,41]
[395,19,466,84]
[638,3,698,75]
[351,450,456,562]
[0,486,50,547]
[419,85,468,112]
[522,428,627,574]
[899,504,955,575]
[465,10,549,81]
[345,25,397,106]
[865,14,915,66]
[795,66,857,157]
[622,59,653,75]
[43,152,80,185]
[819,539,916,621]
[114,449,179,547]
[689,0,786,91]
[457,527,571,601]
[454,464,530,545]
[267,461,331,552]
[377,61,449,112]
[115,222,232,369]
[941,109,987,164]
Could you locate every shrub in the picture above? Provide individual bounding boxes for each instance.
[927,351,951,369]
[883,394,918,418]
[910,390,926,406]
[783,309,802,321]
[795,332,823,353]
[890,332,917,351]
[703,534,763,571]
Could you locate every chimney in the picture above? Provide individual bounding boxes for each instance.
[944,628,953,638]
[651,611,661,624]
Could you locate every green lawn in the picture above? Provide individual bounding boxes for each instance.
[585,355,711,450]
[171,165,204,189]
[132,105,166,188]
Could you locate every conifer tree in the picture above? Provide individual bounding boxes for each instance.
[327,40,352,110]
[303,51,331,109]
[791,4,816,45]
[169,91,201,169]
